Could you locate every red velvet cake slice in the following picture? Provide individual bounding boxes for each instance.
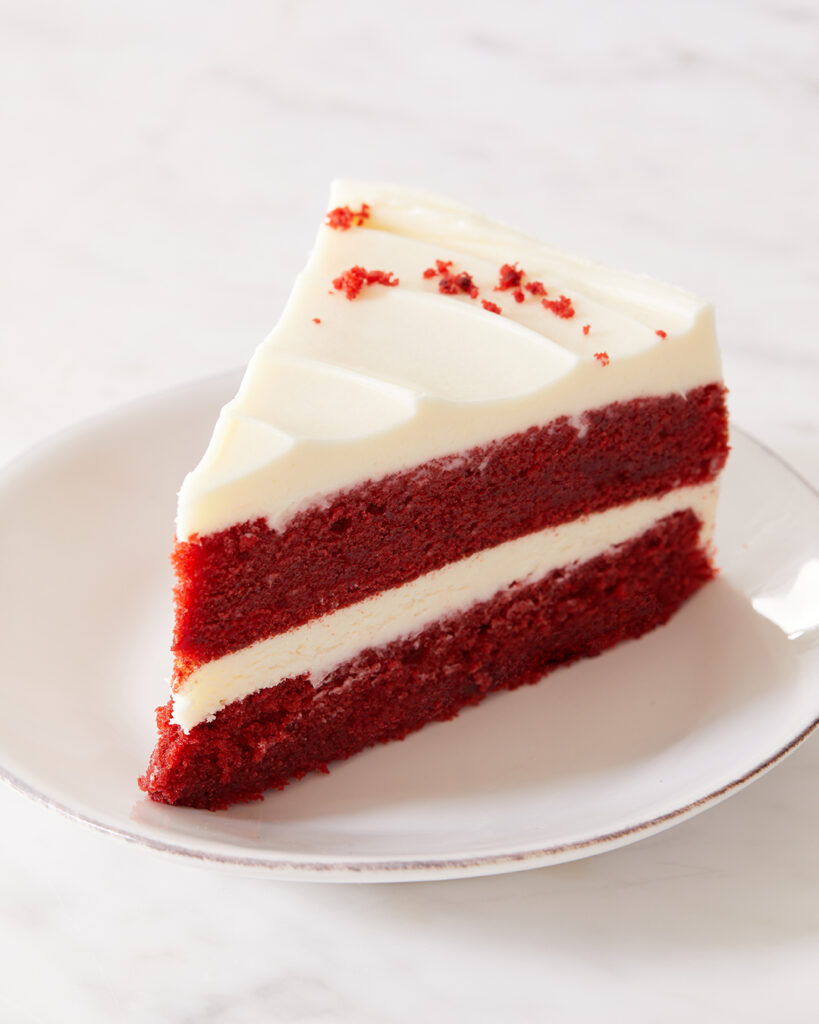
[140,182,729,809]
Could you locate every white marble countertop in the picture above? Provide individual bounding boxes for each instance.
[1,2,817,1021]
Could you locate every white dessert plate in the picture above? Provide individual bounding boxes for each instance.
[1,374,817,883]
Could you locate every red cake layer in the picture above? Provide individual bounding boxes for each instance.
[143,507,714,809]
[173,384,728,675]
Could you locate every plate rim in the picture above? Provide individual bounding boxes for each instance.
[1,377,817,882]
[2,713,817,882]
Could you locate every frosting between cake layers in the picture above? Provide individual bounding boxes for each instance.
[176,182,723,540]
[171,483,718,732]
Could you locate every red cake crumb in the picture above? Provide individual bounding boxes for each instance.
[170,385,729,671]
[438,275,460,294]
[424,260,479,298]
[312,317,321,324]
[512,289,525,303]
[324,203,371,230]
[362,269,398,288]
[656,329,667,338]
[525,281,547,296]
[542,295,575,319]
[142,510,713,809]
[594,351,610,366]
[454,272,478,297]
[495,263,523,291]
[583,324,591,335]
[440,271,478,296]
[481,299,502,314]
[332,266,399,300]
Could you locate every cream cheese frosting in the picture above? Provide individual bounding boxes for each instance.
[176,182,722,540]
[171,483,717,732]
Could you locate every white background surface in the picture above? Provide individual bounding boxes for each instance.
[1,1,817,1021]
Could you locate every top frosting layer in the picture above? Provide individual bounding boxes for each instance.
[177,181,722,539]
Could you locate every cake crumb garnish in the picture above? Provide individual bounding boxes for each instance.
[512,289,525,303]
[542,295,576,319]
[423,259,479,298]
[582,324,590,335]
[332,266,399,300]
[453,272,478,297]
[525,281,547,296]
[325,203,371,230]
[594,351,610,366]
[495,263,523,291]
[656,329,667,338]
[312,317,321,324]
[482,299,502,314]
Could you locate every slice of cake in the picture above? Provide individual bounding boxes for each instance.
[140,182,729,810]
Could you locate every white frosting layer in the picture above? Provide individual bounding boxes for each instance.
[171,483,717,732]
[177,182,722,539]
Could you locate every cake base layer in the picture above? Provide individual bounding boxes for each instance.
[172,384,728,674]
[141,508,714,810]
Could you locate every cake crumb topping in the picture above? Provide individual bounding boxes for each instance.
[325,203,371,230]
[594,351,610,366]
[312,317,321,324]
[495,263,524,291]
[582,324,591,335]
[330,247,585,321]
[451,272,478,298]
[423,259,479,298]
[656,329,667,338]
[542,295,576,319]
[332,266,399,300]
